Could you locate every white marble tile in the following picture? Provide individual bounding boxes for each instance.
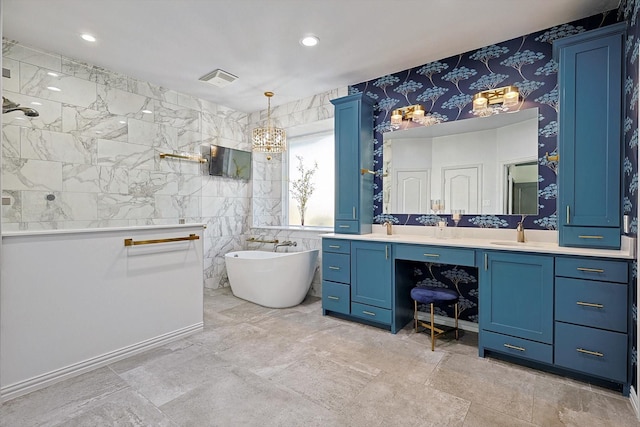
[20,63,97,108]
[21,191,97,222]
[61,58,128,91]
[62,164,100,193]
[128,170,179,197]
[129,79,178,104]
[21,128,94,164]
[3,124,21,158]
[2,92,63,131]
[2,57,20,92]
[153,100,200,132]
[97,139,154,170]
[177,129,203,152]
[176,93,202,110]
[2,190,22,223]
[2,157,62,191]
[154,195,200,219]
[3,41,62,71]
[97,194,154,219]
[94,84,152,119]
[178,175,203,196]
[62,105,128,141]
[128,119,178,148]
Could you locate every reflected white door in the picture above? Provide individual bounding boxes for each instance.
[442,165,481,213]
[393,169,430,213]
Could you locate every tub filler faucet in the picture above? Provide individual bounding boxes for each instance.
[274,240,297,252]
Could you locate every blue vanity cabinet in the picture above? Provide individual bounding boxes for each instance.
[554,257,629,387]
[321,238,351,316]
[330,93,374,235]
[555,23,625,249]
[350,241,392,325]
[478,251,554,364]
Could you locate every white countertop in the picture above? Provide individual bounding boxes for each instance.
[2,223,206,238]
[322,225,635,259]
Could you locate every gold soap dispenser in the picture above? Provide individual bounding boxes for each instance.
[516,222,525,243]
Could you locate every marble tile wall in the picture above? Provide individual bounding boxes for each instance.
[246,88,347,297]
[1,40,250,289]
[2,40,345,294]
[249,87,347,228]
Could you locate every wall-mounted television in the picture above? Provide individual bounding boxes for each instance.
[201,145,252,180]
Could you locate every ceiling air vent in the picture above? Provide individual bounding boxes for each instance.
[198,69,238,88]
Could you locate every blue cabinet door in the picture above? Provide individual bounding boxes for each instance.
[351,241,392,309]
[555,23,624,249]
[331,94,374,234]
[479,251,554,344]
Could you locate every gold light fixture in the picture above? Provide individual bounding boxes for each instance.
[472,85,520,116]
[252,91,286,160]
[390,104,438,129]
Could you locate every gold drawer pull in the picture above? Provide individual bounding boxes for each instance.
[576,301,604,309]
[339,225,350,228]
[577,348,604,357]
[328,266,340,270]
[423,253,440,258]
[327,296,340,301]
[576,267,604,273]
[328,245,341,249]
[362,310,376,316]
[503,343,526,352]
[578,235,604,239]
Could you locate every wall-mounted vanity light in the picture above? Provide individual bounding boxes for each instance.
[390,104,441,129]
[472,85,520,117]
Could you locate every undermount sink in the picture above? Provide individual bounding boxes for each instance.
[490,241,550,247]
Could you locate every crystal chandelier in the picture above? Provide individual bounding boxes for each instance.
[252,91,286,160]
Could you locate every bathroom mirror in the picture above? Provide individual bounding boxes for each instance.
[382,108,539,215]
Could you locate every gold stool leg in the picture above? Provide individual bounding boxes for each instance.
[455,302,459,340]
[430,302,435,351]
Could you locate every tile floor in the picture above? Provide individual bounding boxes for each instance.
[1,287,638,426]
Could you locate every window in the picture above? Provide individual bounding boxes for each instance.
[284,131,334,227]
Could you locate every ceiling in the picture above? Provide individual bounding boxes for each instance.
[2,0,620,114]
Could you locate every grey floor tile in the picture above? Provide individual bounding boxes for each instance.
[2,287,638,427]
[0,367,127,427]
[50,388,176,427]
[427,353,537,423]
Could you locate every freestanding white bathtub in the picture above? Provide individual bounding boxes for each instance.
[224,249,319,308]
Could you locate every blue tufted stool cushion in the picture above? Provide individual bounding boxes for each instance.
[410,286,458,305]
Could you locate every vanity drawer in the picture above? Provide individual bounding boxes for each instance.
[335,219,359,234]
[351,302,392,325]
[322,281,350,315]
[560,226,621,249]
[481,330,552,364]
[555,322,627,383]
[322,253,350,284]
[555,277,627,332]
[322,238,350,254]
[555,257,628,283]
[394,244,475,267]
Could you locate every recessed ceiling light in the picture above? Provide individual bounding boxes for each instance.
[31,101,42,106]
[47,72,59,77]
[81,34,96,42]
[119,120,126,124]
[47,86,61,92]
[300,35,319,47]
[142,109,152,114]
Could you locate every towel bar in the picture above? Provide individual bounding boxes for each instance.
[124,234,199,246]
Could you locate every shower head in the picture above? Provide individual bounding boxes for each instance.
[2,96,39,117]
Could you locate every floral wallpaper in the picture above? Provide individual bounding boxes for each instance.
[348,12,621,327]
[620,0,640,397]
[350,12,618,231]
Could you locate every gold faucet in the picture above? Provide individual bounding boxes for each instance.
[516,222,525,243]
[383,221,393,235]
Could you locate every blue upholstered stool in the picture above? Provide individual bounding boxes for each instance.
[410,286,459,351]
